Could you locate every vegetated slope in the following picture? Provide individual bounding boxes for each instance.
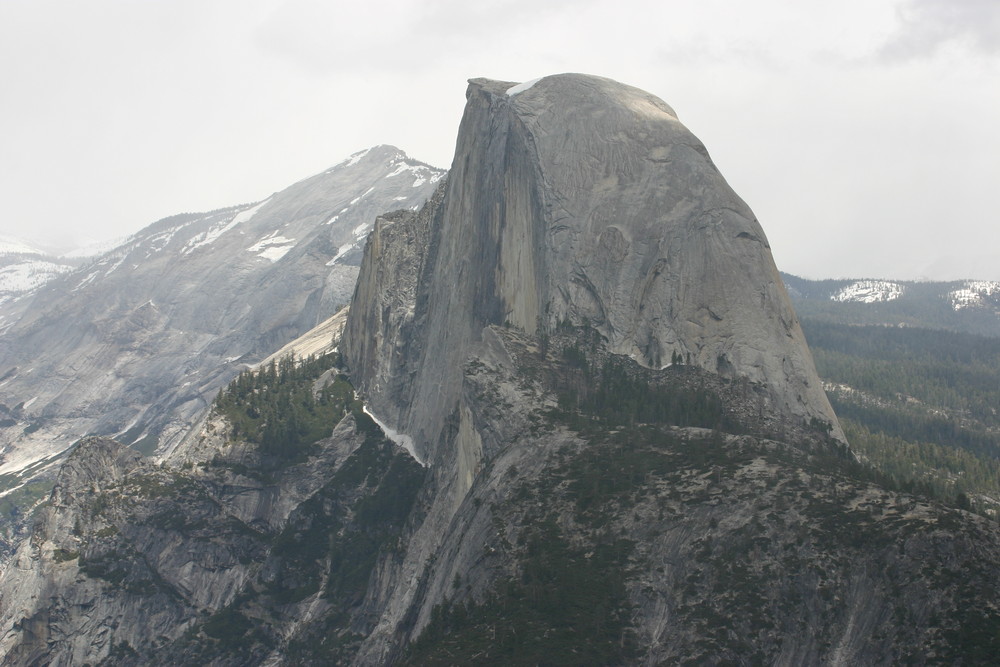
[400,327,1000,666]
[0,351,427,665]
[0,146,443,487]
[800,318,1000,514]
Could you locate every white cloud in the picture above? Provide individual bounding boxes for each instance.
[880,0,1000,60]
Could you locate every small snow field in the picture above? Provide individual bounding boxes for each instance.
[948,281,1000,311]
[182,200,270,255]
[507,77,543,96]
[0,260,73,294]
[247,234,297,263]
[831,280,904,304]
[362,406,425,466]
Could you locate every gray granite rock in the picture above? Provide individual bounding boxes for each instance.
[345,74,842,464]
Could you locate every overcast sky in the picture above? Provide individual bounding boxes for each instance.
[1,0,998,280]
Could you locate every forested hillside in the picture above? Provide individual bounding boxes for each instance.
[800,320,1000,514]
[784,273,1000,337]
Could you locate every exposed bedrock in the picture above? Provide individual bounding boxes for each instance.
[344,73,843,461]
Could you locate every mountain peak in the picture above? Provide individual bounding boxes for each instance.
[345,72,842,459]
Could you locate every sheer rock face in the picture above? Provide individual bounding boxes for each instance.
[342,185,444,433]
[344,74,842,462]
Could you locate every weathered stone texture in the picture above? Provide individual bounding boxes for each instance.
[344,74,842,464]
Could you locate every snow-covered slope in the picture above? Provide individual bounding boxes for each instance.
[0,259,73,306]
[0,237,79,309]
[831,280,904,304]
[0,145,444,482]
[948,281,1000,311]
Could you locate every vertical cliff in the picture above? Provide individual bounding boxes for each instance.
[344,74,842,466]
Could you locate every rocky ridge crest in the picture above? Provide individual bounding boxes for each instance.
[0,146,443,484]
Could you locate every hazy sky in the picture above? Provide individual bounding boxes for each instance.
[1,0,998,280]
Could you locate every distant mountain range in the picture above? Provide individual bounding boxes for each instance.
[783,273,1000,337]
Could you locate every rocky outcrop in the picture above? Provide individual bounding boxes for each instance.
[0,390,426,665]
[385,329,1000,666]
[344,74,841,467]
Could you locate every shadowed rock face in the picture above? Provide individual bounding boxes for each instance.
[345,74,842,461]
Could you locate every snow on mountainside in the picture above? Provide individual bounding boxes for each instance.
[320,149,445,266]
[948,280,1000,311]
[0,145,444,482]
[0,236,79,308]
[0,260,73,301]
[783,273,1000,337]
[831,280,904,303]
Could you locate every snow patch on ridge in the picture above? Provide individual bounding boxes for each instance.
[247,234,296,263]
[327,243,358,266]
[337,148,372,169]
[507,78,543,96]
[350,187,376,206]
[257,245,294,262]
[182,199,270,255]
[230,198,271,225]
[831,280,904,304]
[948,281,1000,310]
[384,155,445,189]
[145,227,187,255]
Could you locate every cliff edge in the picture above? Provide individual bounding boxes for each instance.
[344,73,842,462]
